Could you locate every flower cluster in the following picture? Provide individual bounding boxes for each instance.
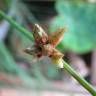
[24,24,66,68]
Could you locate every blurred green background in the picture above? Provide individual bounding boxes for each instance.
[0,0,96,95]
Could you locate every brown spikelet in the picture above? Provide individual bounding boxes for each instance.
[24,24,66,68]
[33,24,48,44]
[49,28,66,47]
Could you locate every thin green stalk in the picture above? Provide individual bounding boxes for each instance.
[0,10,96,95]
[0,10,34,41]
[63,60,96,96]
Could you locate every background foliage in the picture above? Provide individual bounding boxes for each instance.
[50,0,96,54]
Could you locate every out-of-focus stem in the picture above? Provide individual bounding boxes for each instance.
[0,10,34,41]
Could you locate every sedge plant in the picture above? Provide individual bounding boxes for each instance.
[0,10,96,96]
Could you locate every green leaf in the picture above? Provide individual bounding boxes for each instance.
[50,1,96,54]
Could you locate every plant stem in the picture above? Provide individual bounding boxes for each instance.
[0,10,96,96]
[63,60,96,96]
[0,10,34,41]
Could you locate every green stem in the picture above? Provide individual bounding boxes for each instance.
[0,10,34,41]
[63,60,96,96]
[0,10,96,95]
